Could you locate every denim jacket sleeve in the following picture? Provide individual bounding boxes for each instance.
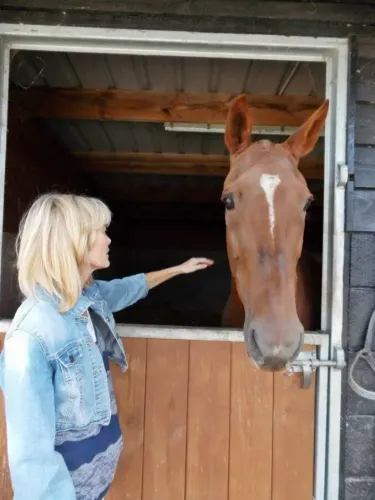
[2,330,76,500]
[95,273,149,312]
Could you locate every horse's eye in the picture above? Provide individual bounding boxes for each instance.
[222,195,235,210]
[303,196,314,211]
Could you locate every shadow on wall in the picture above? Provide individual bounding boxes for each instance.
[96,246,232,328]
[0,233,233,327]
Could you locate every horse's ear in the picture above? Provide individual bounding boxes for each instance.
[283,99,329,161]
[225,94,252,155]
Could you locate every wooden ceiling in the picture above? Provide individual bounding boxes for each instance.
[10,87,325,182]
[8,51,326,220]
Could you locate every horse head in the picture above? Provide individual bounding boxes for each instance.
[223,94,328,371]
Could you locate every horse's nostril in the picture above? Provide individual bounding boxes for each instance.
[247,329,264,363]
[244,327,254,343]
[249,329,257,348]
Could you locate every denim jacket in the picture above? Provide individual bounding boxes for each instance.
[0,273,148,500]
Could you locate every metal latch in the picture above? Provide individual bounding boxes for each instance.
[285,346,346,389]
[337,163,349,187]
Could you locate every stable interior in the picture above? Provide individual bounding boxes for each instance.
[0,50,326,329]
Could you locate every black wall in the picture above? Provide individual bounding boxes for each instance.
[2,1,375,499]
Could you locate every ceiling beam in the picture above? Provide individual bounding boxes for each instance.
[11,88,324,127]
[72,151,324,180]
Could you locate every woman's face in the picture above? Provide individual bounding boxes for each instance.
[87,227,111,271]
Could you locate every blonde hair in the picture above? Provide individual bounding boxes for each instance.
[16,193,112,312]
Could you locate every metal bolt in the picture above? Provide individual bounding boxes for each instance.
[285,366,295,376]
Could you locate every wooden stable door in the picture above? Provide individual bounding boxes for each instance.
[0,335,315,500]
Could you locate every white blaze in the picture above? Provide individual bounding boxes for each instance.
[260,174,281,239]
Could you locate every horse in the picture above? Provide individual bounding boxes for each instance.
[221,94,329,372]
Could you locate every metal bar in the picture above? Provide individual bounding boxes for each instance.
[314,336,329,500]
[0,23,348,50]
[164,122,325,137]
[0,42,10,297]
[293,359,337,368]
[326,41,349,500]
[117,325,327,345]
[277,62,300,95]
[8,42,328,62]
[0,319,327,345]
[0,24,341,63]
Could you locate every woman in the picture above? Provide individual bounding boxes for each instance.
[0,193,214,500]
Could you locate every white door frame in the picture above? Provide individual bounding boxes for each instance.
[0,24,348,500]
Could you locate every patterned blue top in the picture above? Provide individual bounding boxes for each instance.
[55,311,123,500]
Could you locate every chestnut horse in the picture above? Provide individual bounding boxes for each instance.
[221,95,329,371]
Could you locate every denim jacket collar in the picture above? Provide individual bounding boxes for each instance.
[35,283,100,319]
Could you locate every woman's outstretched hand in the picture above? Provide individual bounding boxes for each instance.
[177,257,215,274]
[145,257,214,289]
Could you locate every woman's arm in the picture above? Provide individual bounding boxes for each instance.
[95,257,214,312]
[145,257,214,289]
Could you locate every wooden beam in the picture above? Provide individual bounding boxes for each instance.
[72,151,324,180]
[1,1,374,25]
[4,103,85,233]
[74,152,229,177]
[11,88,324,127]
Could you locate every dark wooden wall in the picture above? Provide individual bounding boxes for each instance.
[2,2,375,500]
[0,0,375,37]
[343,35,375,500]
[0,108,84,316]
[4,109,83,234]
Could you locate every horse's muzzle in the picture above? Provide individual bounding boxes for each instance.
[245,324,303,371]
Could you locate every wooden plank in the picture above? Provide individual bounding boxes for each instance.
[107,338,147,500]
[12,88,324,127]
[2,9,374,39]
[358,36,375,59]
[142,339,189,500]
[356,103,375,145]
[186,340,231,500]
[0,334,13,500]
[73,151,324,180]
[348,287,375,351]
[75,152,229,176]
[229,342,273,500]
[354,146,375,188]
[346,181,375,232]
[2,1,375,25]
[4,104,84,234]
[356,58,375,102]
[272,351,316,500]
[350,233,375,288]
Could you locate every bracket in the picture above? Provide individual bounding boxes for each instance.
[285,345,346,389]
